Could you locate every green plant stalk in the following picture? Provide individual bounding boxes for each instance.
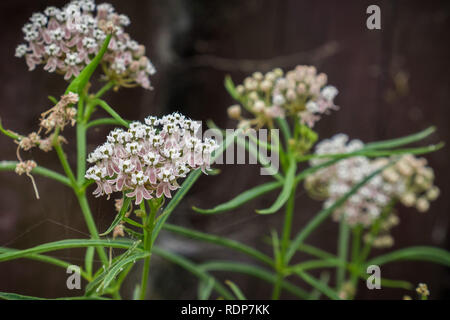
[272,185,297,300]
[162,223,273,266]
[86,118,124,130]
[94,81,115,100]
[77,193,109,268]
[77,104,87,183]
[139,202,158,300]
[348,201,396,298]
[348,225,363,297]
[336,218,350,291]
[53,139,78,189]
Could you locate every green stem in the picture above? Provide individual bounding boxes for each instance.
[139,202,158,300]
[76,122,87,184]
[92,99,129,128]
[86,118,124,130]
[272,185,297,300]
[349,225,363,297]
[94,81,115,100]
[162,223,273,266]
[53,140,78,189]
[77,194,109,267]
[336,218,350,290]
[281,187,296,258]
[359,200,396,262]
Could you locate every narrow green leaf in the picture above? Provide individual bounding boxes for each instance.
[86,241,143,295]
[200,261,309,299]
[236,135,283,180]
[367,246,450,267]
[256,155,296,214]
[224,75,240,100]
[193,181,282,214]
[153,247,234,300]
[0,292,109,300]
[48,95,58,104]
[295,271,341,300]
[100,197,131,236]
[0,239,136,263]
[85,247,95,278]
[162,223,273,266]
[91,99,130,128]
[99,251,149,294]
[364,126,436,150]
[86,118,126,130]
[276,118,291,145]
[308,272,330,300]
[225,280,247,300]
[198,278,215,300]
[297,143,444,163]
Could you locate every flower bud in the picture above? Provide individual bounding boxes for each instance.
[416,197,430,213]
[426,187,440,201]
[227,105,241,119]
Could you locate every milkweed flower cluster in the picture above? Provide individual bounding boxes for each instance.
[227,65,338,129]
[15,0,156,89]
[305,134,439,227]
[85,113,219,204]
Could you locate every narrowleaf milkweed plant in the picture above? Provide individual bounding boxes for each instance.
[0,0,449,300]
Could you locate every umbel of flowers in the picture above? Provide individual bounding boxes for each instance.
[15,0,156,89]
[305,134,440,231]
[85,113,219,204]
[227,65,339,129]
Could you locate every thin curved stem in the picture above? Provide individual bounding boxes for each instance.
[91,99,129,128]
[53,140,78,189]
[86,118,124,130]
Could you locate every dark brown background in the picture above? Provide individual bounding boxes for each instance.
[0,0,449,299]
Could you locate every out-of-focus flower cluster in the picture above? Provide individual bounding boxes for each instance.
[15,0,156,89]
[305,134,439,231]
[85,113,219,204]
[416,283,430,298]
[227,65,338,129]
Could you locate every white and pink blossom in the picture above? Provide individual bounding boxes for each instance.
[85,113,219,204]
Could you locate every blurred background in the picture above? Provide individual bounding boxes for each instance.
[0,0,449,299]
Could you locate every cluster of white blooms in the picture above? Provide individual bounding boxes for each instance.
[15,0,156,89]
[227,65,338,129]
[305,134,439,227]
[85,113,219,204]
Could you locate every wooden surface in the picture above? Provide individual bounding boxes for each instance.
[0,0,448,299]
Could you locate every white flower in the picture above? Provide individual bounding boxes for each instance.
[306,101,319,113]
[65,53,81,66]
[321,85,339,101]
[85,113,218,204]
[15,45,28,58]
